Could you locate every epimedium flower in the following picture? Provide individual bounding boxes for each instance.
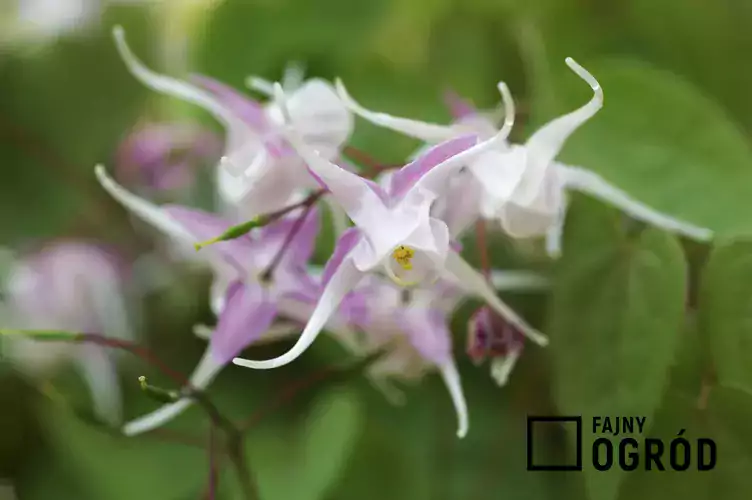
[335,57,713,257]
[0,241,133,426]
[112,26,353,222]
[343,270,547,438]
[94,165,361,435]
[467,305,526,387]
[231,82,549,377]
[115,121,222,197]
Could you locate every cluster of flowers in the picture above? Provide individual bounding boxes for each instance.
[0,25,713,439]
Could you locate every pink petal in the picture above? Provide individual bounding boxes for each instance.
[399,306,453,365]
[210,281,278,364]
[390,134,478,200]
[321,227,362,287]
[162,205,252,272]
[443,89,478,120]
[191,74,269,132]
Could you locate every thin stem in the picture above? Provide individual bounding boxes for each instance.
[73,333,258,500]
[79,334,188,387]
[259,200,316,282]
[343,145,402,176]
[206,424,219,500]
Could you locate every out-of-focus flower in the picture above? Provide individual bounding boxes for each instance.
[112,26,353,222]
[94,165,362,434]
[336,58,713,257]
[230,83,548,375]
[0,0,148,50]
[347,270,546,438]
[115,122,221,195]
[0,241,133,426]
[467,306,526,387]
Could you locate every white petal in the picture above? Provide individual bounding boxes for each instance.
[323,192,350,237]
[561,164,713,241]
[514,57,603,204]
[122,348,223,436]
[233,256,364,369]
[87,270,133,343]
[75,347,122,427]
[545,198,568,258]
[335,78,458,143]
[490,350,522,386]
[245,76,276,96]
[282,61,306,92]
[112,26,236,127]
[95,165,195,245]
[438,360,469,438]
[412,86,517,200]
[268,78,353,159]
[495,82,516,144]
[272,84,392,232]
[444,251,549,346]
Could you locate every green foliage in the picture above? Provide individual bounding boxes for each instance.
[550,196,688,500]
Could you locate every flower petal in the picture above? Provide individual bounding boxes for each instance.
[258,206,321,267]
[490,349,522,386]
[321,227,362,287]
[163,204,255,265]
[210,281,278,365]
[438,359,469,438]
[113,26,237,132]
[443,250,549,346]
[96,165,244,273]
[443,89,478,120]
[122,347,224,436]
[272,85,391,230]
[400,306,452,364]
[389,134,479,200]
[335,79,458,142]
[75,346,122,427]
[410,86,516,202]
[432,169,484,238]
[191,74,269,132]
[113,26,259,179]
[95,165,195,244]
[267,78,353,160]
[514,58,603,204]
[560,164,713,241]
[233,255,364,369]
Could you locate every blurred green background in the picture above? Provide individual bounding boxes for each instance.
[2,0,752,499]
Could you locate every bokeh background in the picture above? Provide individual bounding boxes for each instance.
[2,0,752,499]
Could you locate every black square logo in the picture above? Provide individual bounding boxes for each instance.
[527,416,583,471]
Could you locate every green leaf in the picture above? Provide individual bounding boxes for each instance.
[540,58,752,237]
[550,195,687,500]
[238,386,364,500]
[698,239,752,391]
[330,372,577,500]
[623,0,752,133]
[37,400,207,500]
[704,385,752,500]
[616,391,711,500]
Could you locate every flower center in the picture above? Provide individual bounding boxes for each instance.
[392,245,415,270]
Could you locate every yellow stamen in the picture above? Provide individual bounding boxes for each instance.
[392,245,415,270]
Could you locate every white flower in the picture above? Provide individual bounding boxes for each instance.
[336,58,713,257]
